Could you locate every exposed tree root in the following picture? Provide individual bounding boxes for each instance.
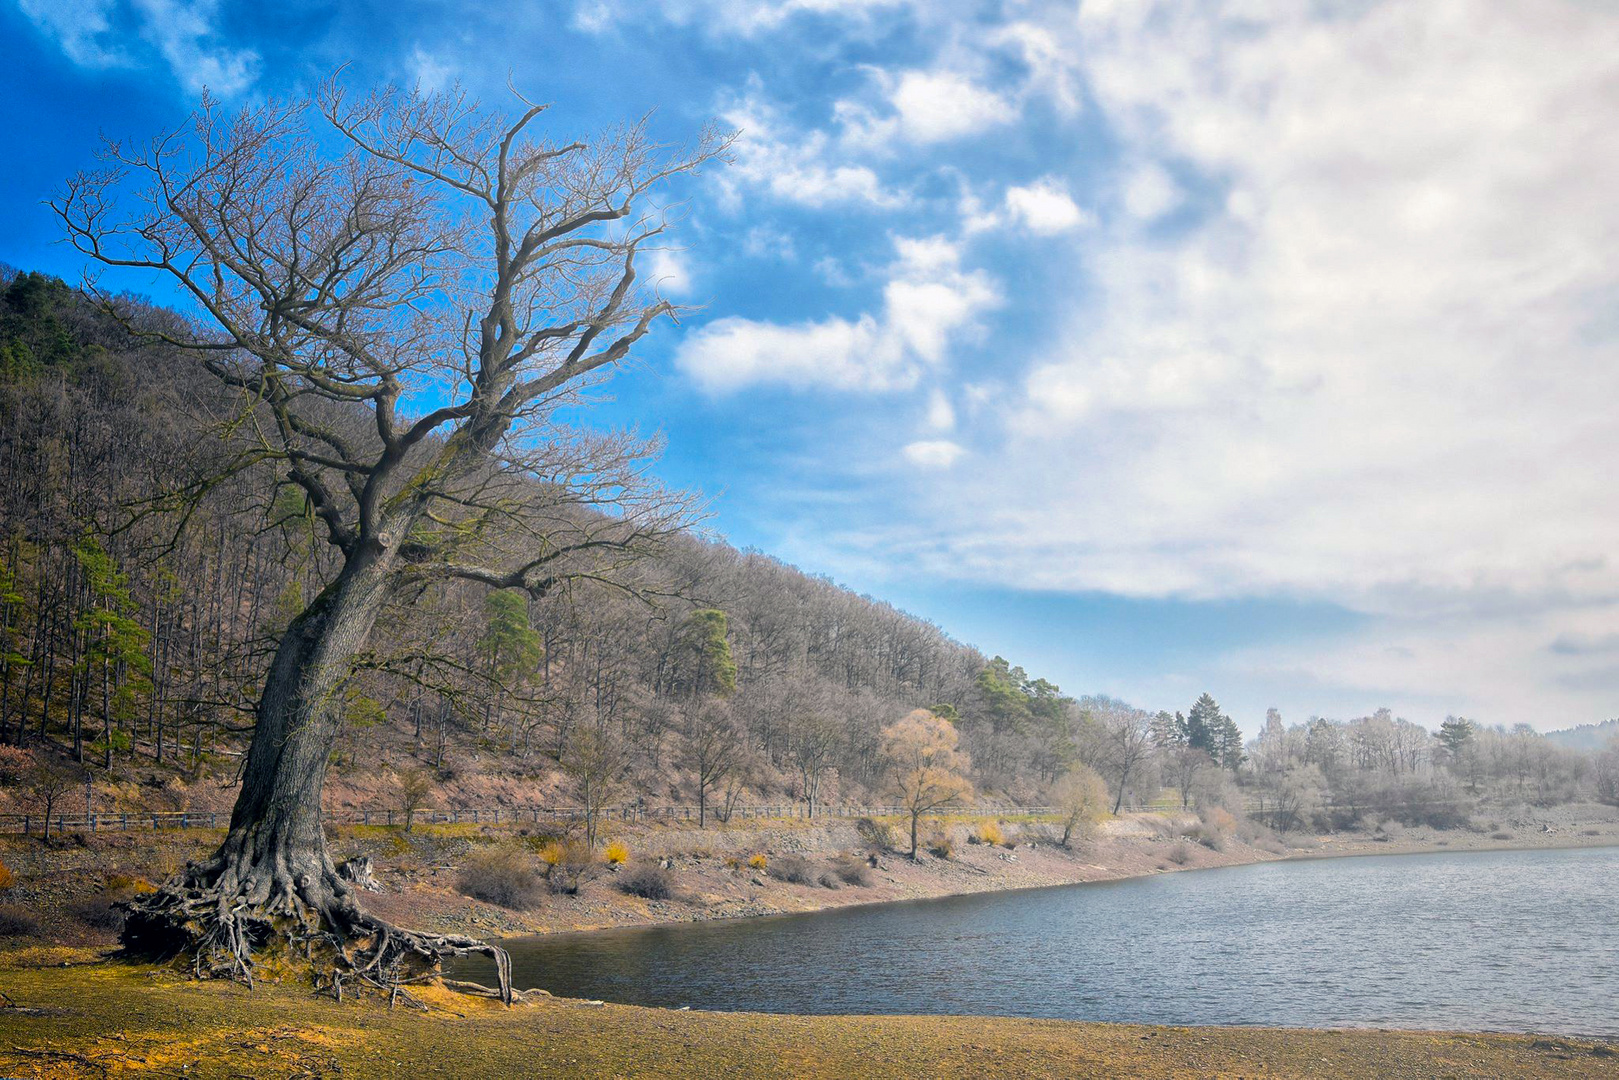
[119,845,511,1005]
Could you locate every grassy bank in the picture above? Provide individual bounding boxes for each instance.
[0,948,1615,1079]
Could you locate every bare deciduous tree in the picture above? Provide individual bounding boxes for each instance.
[680,702,740,828]
[562,725,628,849]
[881,709,973,860]
[397,767,433,833]
[55,82,729,996]
[790,710,840,819]
[1049,764,1109,849]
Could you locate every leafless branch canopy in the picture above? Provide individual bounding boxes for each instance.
[54,81,733,597]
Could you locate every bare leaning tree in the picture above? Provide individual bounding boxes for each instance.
[54,83,729,999]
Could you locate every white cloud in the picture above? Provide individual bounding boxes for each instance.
[644,248,693,296]
[889,69,1015,143]
[17,0,124,67]
[1004,178,1093,234]
[572,0,915,37]
[903,439,965,468]
[741,224,798,261]
[840,67,1018,148]
[676,235,998,392]
[990,21,1081,116]
[925,388,955,431]
[788,0,1619,727]
[718,88,904,209]
[408,46,455,93]
[131,0,256,95]
[19,0,257,95]
[1121,162,1181,220]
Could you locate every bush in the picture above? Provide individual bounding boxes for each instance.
[816,870,843,889]
[830,854,872,887]
[540,839,597,895]
[105,872,156,894]
[618,861,674,900]
[1490,831,1513,841]
[747,853,768,871]
[604,840,630,866]
[974,820,1004,847]
[767,854,815,885]
[926,831,954,860]
[0,859,14,893]
[458,844,543,909]
[70,892,127,933]
[854,817,896,853]
[1166,842,1193,866]
[0,904,39,937]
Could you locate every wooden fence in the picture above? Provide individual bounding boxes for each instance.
[0,802,1090,836]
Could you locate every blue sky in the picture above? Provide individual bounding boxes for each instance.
[4,0,1619,734]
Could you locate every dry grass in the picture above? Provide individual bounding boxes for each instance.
[0,955,1613,1079]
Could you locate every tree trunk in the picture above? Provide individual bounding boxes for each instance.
[120,555,509,1000]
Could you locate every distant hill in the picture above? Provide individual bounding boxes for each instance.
[1544,718,1619,752]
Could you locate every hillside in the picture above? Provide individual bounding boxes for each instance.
[0,267,1090,819]
[0,267,1611,830]
[1545,718,1619,752]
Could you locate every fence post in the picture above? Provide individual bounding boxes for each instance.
[21,816,28,837]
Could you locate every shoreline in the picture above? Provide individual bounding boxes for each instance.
[1,949,1614,1079]
[5,814,1619,1077]
[462,816,1619,946]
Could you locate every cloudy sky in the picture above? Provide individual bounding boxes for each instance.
[3,0,1618,734]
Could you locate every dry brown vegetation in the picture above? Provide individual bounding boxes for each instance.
[0,950,1614,1079]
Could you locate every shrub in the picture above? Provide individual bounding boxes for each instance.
[604,840,630,866]
[854,817,896,853]
[767,854,815,885]
[830,854,872,887]
[974,820,1004,847]
[817,870,843,889]
[926,831,954,860]
[747,853,768,871]
[1166,842,1193,866]
[0,859,14,893]
[458,844,543,909]
[543,839,597,895]
[105,873,156,894]
[1490,831,1513,841]
[618,862,674,900]
[1187,811,1230,851]
[70,892,127,933]
[0,905,39,937]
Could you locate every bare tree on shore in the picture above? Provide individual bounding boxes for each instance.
[54,82,729,997]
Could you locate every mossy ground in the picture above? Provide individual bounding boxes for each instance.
[0,949,1614,1079]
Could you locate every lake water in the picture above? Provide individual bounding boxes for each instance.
[451,846,1619,1035]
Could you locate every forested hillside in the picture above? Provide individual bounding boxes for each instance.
[1,267,1612,826]
[0,268,1113,815]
